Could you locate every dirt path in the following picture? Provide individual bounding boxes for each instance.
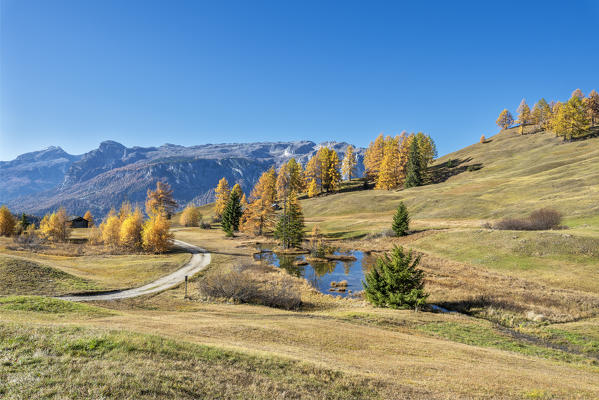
[58,240,211,301]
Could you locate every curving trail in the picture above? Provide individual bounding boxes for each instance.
[58,240,211,302]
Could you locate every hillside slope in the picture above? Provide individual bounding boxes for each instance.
[302,128,599,236]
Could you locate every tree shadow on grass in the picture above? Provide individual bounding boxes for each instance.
[429,157,483,184]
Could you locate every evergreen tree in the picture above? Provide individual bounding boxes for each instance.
[274,192,305,248]
[496,109,514,129]
[404,138,422,188]
[392,202,410,236]
[363,246,428,310]
[20,213,29,230]
[341,145,358,181]
[221,190,242,237]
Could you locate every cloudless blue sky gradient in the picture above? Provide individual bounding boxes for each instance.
[1,0,598,160]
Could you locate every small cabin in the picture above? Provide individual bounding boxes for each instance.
[69,216,89,228]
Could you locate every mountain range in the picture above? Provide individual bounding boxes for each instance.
[0,140,364,218]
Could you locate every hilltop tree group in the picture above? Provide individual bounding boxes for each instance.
[364,132,436,189]
[496,88,599,140]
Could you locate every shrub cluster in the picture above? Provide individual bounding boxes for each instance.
[197,265,301,310]
[494,208,562,231]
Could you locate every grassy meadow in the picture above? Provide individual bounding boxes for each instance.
[2,129,599,398]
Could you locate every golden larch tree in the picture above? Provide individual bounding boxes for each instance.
[240,168,277,236]
[363,134,385,181]
[83,210,94,227]
[326,149,341,192]
[39,207,71,242]
[517,99,532,128]
[585,89,599,125]
[142,213,174,253]
[119,207,144,251]
[496,109,514,129]
[180,204,202,227]
[304,153,322,191]
[341,145,358,181]
[100,209,121,249]
[214,177,231,218]
[0,206,16,236]
[146,181,178,218]
[307,179,318,198]
[287,158,305,194]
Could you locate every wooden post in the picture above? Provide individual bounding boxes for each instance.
[184,275,188,298]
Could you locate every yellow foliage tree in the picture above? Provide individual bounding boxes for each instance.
[480,135,486,143]
[214,177,231,218]
[363,134,385,181]
[307,179,318,198]
[119,207,144,250]
[275,164,290,199]
[551,95,590,140]
[304,153,322,191]
[496,109,514,130]
[142,214,174,253]
[326,150,342,191]
[40,207,70,242]
[145,181,178,218]
[376,136,401,190]
[517,99,532,128]
[0,206,16,236]
[100,209,121,249]
[118,201,132,222]
[180,204,202,227]
[83,210,94,227]
[341,145,357,181]
[240,168,277,236]
[287,158,305,194]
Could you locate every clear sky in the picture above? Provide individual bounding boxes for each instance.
[1,0,598,161]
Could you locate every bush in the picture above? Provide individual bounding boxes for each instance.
[197,265,301,310]
[494,208,562,231]
[363,246,427,310]
[180,205,202,227]
[200,221,212,229]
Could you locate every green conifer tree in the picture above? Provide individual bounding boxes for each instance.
[221,190,242,236]
[363,246,427,310]
[404,139,422,188]
[392,202,410,236]
[274,192,305,248]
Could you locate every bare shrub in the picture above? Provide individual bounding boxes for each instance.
[494,208,562,231]
[528,209,562,230]
[197,265,301,310]
[200,221,212,229]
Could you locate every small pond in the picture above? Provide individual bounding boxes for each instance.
[254,246,380,298]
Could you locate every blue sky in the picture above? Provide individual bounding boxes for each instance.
[1,0,598,161]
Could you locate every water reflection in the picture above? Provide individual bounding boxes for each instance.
[254,245,377,298]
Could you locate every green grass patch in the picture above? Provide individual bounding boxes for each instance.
[0,323,384,399]
[0,296,114,318]
[0,256,101,296]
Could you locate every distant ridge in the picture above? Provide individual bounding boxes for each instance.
[2,140,364,218]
